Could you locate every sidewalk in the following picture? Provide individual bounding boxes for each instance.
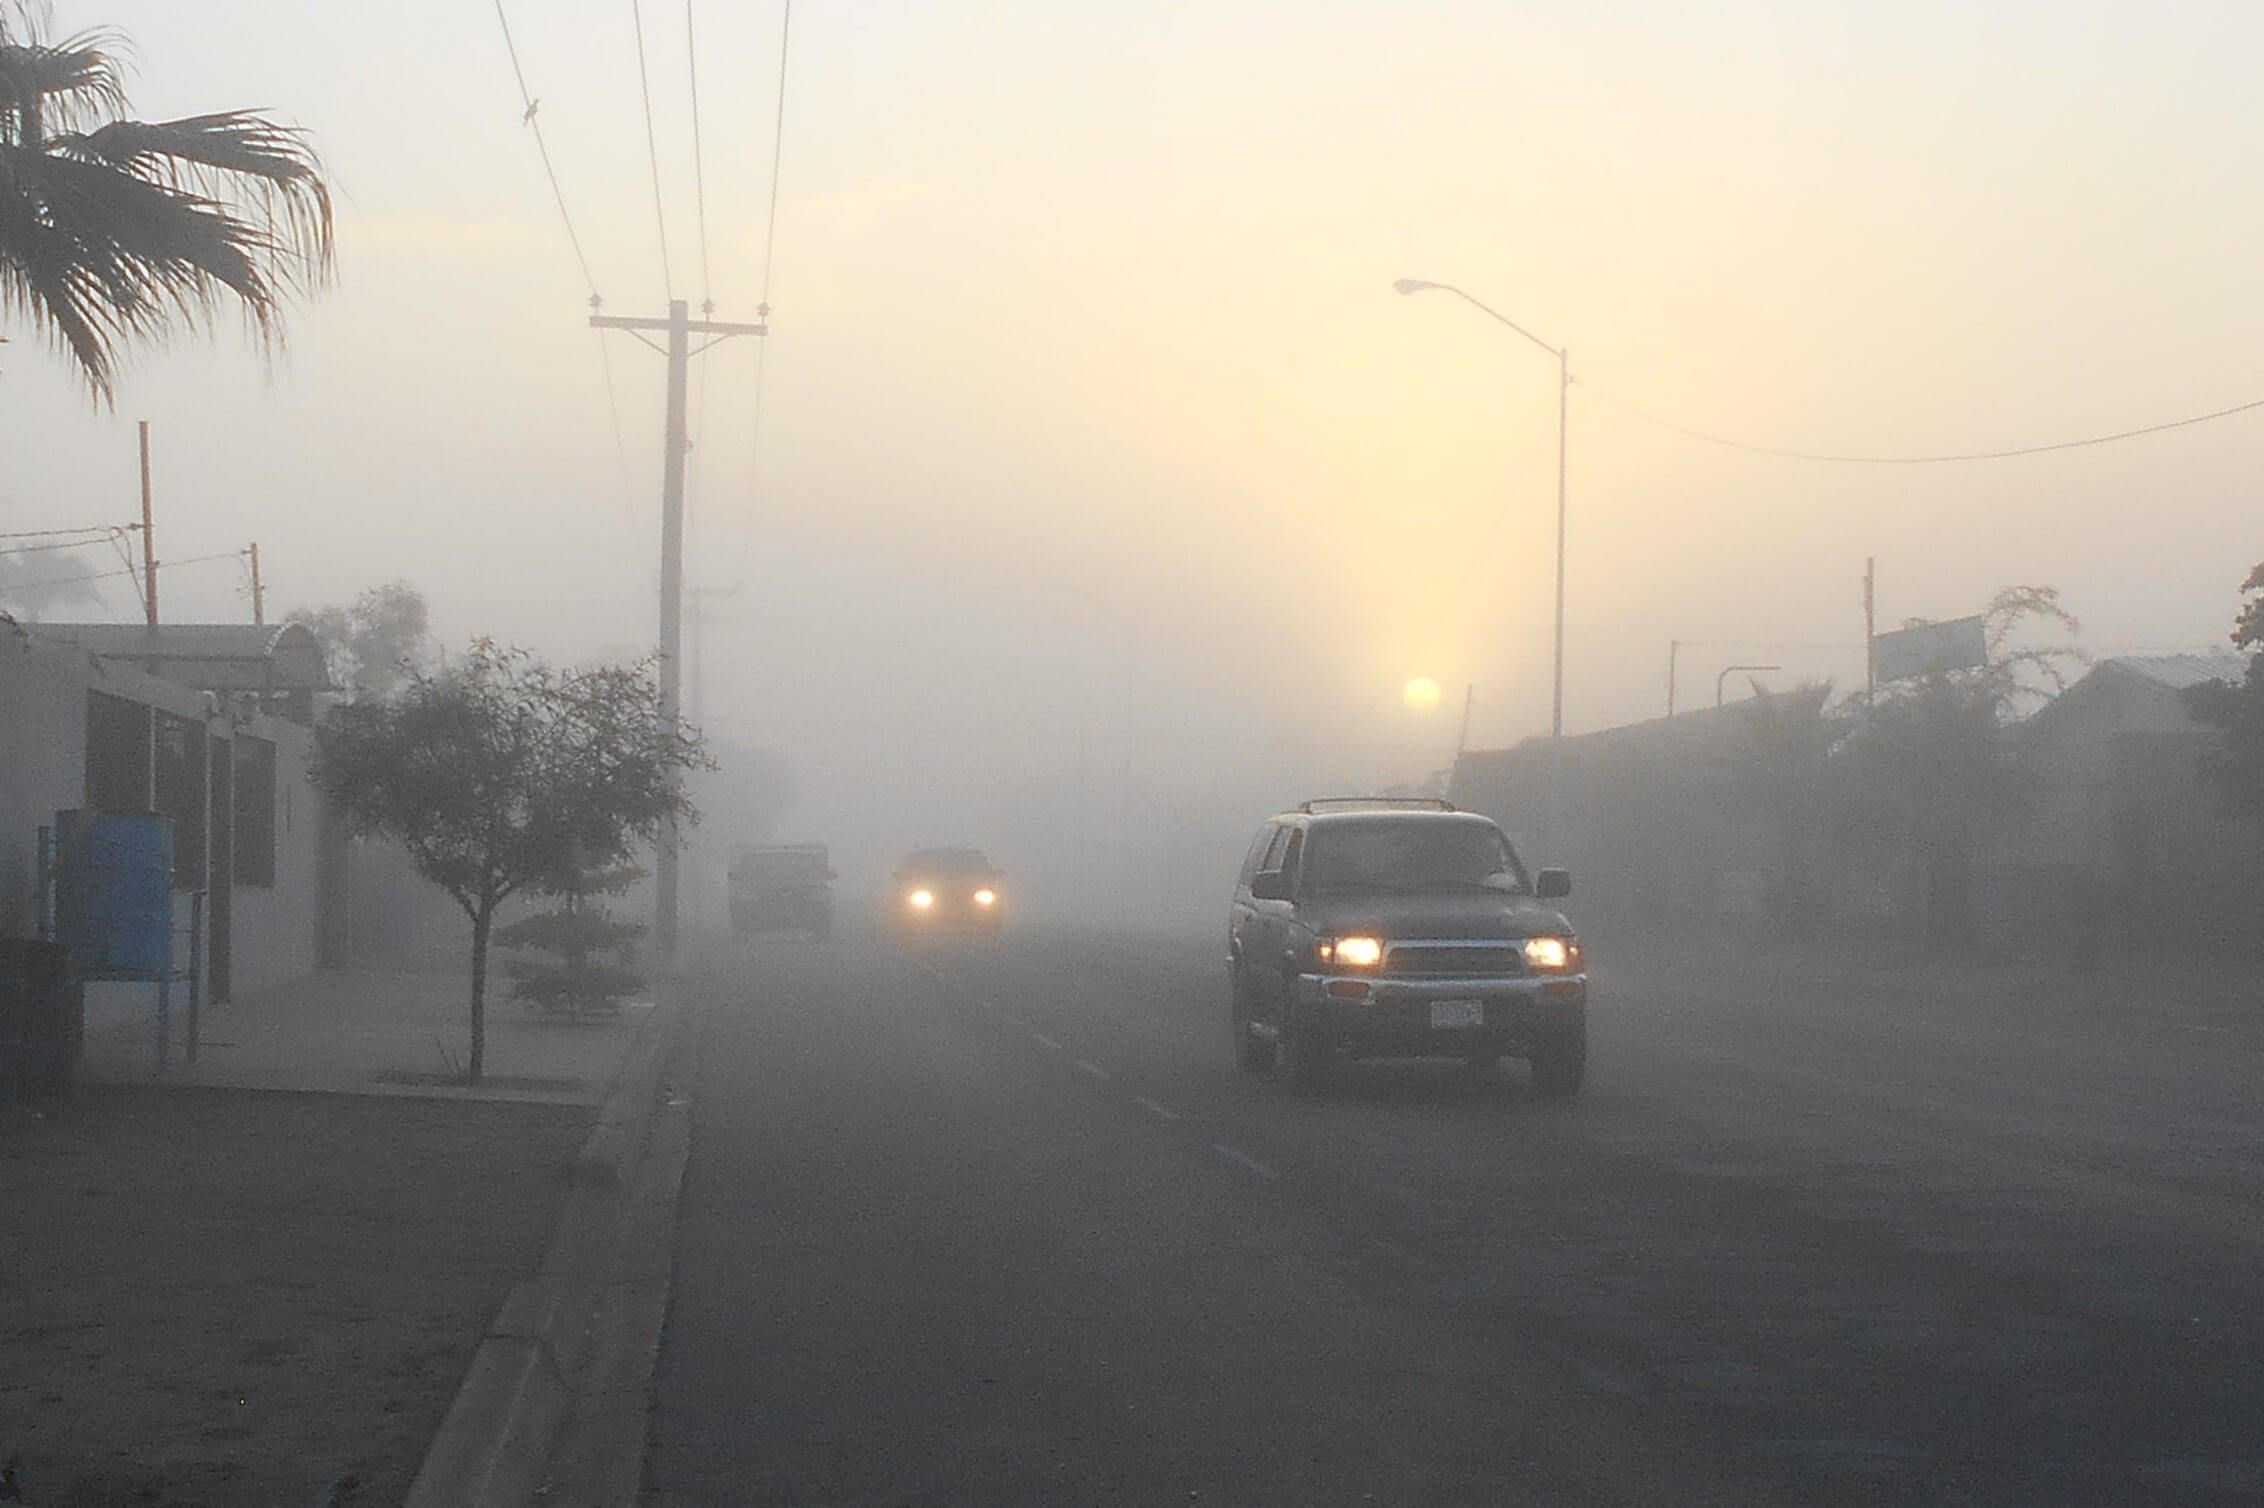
[79,966,652,1103]
[2,967,661,1506]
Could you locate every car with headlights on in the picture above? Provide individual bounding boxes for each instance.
[1226,799,1586,1097]
[893,847,1007,935]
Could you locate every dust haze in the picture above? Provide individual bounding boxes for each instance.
[6,1,2260,929]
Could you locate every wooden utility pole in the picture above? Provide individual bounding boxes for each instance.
[138,421,157,625]
[589,299,766,956]
[249,543,265,626]
[1863,557,1877,706]
[1667,640,1679,717]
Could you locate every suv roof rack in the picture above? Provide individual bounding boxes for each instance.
[1296,797,1459,814]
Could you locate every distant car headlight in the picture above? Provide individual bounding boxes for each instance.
[1521,936,1580,972]
[908,889,935,911]
[1330,935,1384,970]
[973,888,998,907]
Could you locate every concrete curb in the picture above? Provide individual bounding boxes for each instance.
[403,988,692,1508]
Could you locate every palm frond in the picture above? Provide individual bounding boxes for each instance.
[0,32,131,140]
[60,111,332,291]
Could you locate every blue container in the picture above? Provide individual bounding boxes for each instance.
[55,809,174,981]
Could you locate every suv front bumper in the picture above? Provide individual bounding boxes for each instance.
[1291,971,1585,1056]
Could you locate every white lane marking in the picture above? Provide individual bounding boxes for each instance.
[1072,1059,1111,1081]
[1134,1096,1181,1122]
[1033,1033,1064,1051]
[2174,1022,2235,1034]
[1366,1237,1416,1263]
[1212,1142,1278,1180]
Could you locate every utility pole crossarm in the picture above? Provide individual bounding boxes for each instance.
[590,313,768,337]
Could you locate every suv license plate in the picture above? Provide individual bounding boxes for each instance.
[1429,999,1484,1029]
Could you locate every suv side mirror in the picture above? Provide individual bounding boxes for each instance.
[1535,868,1572,900]
[1250,871,1293,902]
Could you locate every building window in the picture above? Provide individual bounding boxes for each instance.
[86,691,152,815]
[232,736,278,888]
[153,710,208,889]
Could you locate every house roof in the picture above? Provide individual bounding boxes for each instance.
[2097,652,2248,691]
[31,621,328,692]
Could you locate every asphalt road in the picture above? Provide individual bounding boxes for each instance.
[649,921,2264,1505]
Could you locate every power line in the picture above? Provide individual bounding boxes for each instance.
[685,1,715,310]
[2,550,244,595]
[1586,384,2264,465]
[0,531,125,559]
[629,0,675,302]
[491,0,633,500]
[0,524,117,541]
[490,0,599,295]
[684,1,716,555]
[749,0,793,477]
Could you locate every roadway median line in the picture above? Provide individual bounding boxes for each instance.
[1212,1142,1278,1180]
[1033,1032,1064,1051]
[1134,1096,1181,1122]
[1072,1059,1111,1081]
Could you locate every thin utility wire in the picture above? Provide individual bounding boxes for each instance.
[5,550,244,595]
[748,0,793,476]
[0,524,116,541]
[685,1,715,309]
[684,1,715,559]
[0,533,122,558]
[491,0,632,497]
[1586,384,2264,465]
[630,0,675,303]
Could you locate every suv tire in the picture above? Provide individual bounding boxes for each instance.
[1230,975,1276,1073]
[1529,1027,1586,1099]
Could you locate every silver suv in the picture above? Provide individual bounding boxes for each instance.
[1226,799,1588,1097]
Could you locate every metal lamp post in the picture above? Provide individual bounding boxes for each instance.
[1395,278,1570,849]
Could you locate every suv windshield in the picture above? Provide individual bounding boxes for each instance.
[1301,818,1526,893]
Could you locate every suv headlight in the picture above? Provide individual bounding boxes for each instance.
[1521,936,1580,972]
[1326,935,1384,970]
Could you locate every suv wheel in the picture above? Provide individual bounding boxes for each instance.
[1529,1026,1586,1099]
[1230,974,1275,1073]
[1282,1014,1332,1097]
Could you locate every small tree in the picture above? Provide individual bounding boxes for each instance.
[1731,681,1843,938]
[497,863,646,1017]
[1838,585,2085,945]
[287,581,434,704]
[316,640,706,1082]
[2184,562,2264,825]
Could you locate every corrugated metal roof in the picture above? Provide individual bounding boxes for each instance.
[2101,652,2248,691]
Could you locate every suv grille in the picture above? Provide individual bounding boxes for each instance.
[1383,943,1523,978]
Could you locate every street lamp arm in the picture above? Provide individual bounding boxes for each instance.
[1394,278,1563,362]
[1715,665,1783,708]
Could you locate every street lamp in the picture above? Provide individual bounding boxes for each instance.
[1394,279,1569,742]
[1715,665,1782,708]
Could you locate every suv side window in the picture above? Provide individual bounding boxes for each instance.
[1259,825,1292,874]
[1238,826,1276,889]
[1278,829,1305,890]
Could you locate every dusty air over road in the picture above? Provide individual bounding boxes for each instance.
[5,1,2264,1503]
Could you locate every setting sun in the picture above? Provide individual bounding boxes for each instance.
[1402,676,1443,714]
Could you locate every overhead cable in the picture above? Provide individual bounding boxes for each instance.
[1586,384,2264,465]
[748,0,793,476]
[491,0,632,496]
[629,0,676,302]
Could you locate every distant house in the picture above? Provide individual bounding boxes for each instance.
[0,621,342,1037]
[2001,653,2257,950]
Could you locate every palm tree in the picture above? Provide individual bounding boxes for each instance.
[0,5,332,402]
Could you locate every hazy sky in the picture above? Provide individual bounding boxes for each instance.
[6,1,2262,869]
